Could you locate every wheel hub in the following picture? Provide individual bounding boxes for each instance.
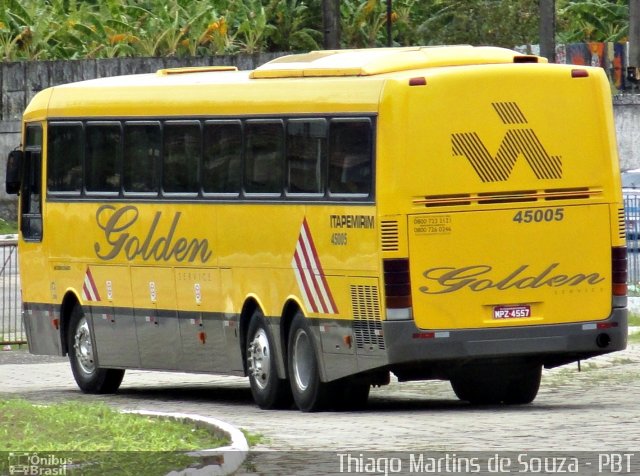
[248,328,271,390]
[74,317,96,375]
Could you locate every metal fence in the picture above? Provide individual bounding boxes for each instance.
[625,194,640,296]
[0,237,24,346]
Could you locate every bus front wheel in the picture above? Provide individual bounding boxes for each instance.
[67,303,124,394]
[288,312,331,412]
[246,311,292,409]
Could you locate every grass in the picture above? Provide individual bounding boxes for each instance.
[0,398,230,475]
[628,312,640,327]
[0,218,17,235]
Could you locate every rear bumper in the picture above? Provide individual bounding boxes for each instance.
[382,307,628,368]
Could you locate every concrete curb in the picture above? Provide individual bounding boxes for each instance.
[125,410,248,476]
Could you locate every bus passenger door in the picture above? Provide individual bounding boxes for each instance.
[131,267,180,369]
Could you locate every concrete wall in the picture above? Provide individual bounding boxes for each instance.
[0,55,639,220]
[614,95,640,171]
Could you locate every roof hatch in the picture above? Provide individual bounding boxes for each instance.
[250,46,544,79]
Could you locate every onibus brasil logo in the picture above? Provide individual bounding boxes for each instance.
[452,102,562,182]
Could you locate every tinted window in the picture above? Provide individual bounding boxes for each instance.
[329,120,372,196]
[86,124,121,193]
[123,123,160,194]
[203,122,242,194]
[286,120,326,195]
[245,121,283,194]
[48,123,83,193]
[163,122,200,194]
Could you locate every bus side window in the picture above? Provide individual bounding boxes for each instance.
[163,122,200,194]
[85,123,121,194]
[245,121,283,195]
[48,123,83,194]
[203,121,242,194]
[329,119,372,196]
[286,119,326,195]
[123,123,160,194]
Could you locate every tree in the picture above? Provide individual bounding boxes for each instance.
[540,0,556,61]
[416,0,540,49]
[323,0,340,48]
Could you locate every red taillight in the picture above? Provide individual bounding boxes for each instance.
[571,69,589,78]
[597,322,619,330]
[612,246,627,297]
[383,258,413,320]
[409,77,427,86]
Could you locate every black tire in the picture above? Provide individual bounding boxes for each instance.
[333,379,370,411]
[451,363,542,405]
[450,375,505,405]
[503,364,542,405]
[246,310,292,409]
[68,303,124,394]
[287,312,331,412]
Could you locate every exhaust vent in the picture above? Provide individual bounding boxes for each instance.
[618,207,626,240]
[381,220,399,251]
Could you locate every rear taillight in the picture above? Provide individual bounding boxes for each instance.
[612,246,627,297]
[383,258,413,320]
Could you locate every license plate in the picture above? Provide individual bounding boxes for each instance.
[493,305,531,319]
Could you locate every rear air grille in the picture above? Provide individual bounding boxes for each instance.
[381,220,399,251]
[353,319,385,350]
[351,285,384,350]
[350,285,381,320]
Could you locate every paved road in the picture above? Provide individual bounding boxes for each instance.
[1,344,639,456]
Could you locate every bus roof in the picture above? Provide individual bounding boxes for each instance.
[24,46,547,120]
[250,46,544,78]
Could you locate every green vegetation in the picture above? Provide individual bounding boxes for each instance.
[628,312,640,327]
[0,398,231,474]
[0,399,229,451]
[241,429,266,447]
[0,0,630,61]
[0,218,17,234]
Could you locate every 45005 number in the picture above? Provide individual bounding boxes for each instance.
[513,208,564,224]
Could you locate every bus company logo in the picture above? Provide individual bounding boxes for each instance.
[452,102,562,182]
[94,205,212,264]
[419,263,604,294]
[291,218,338,314]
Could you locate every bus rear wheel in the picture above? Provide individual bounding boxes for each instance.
[68,303,124,394]
[246,310,292,409]
[288,312,331,412]
[450,363,542,405]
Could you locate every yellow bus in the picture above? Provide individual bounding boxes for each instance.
[6,46,628,411]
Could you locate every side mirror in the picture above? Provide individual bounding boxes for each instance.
[6,149,23,195]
